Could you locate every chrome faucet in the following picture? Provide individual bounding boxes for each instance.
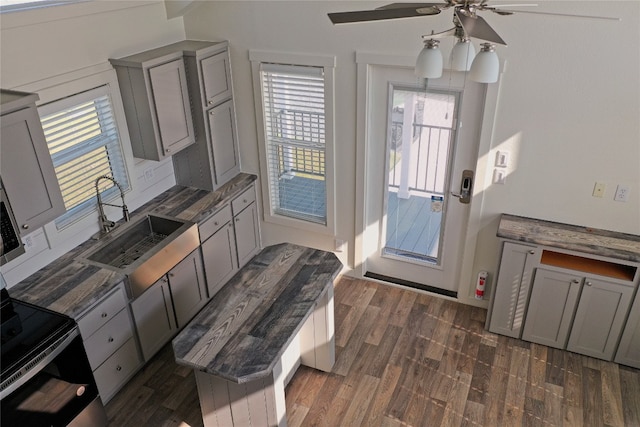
[95,175,129,234]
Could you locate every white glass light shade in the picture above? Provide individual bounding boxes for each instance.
[450,39,476,71]
[469,43,499,83]
[415,39,443,79]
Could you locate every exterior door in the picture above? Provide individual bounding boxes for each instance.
[363,65,486,294]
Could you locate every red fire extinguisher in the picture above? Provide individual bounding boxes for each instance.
[475,271,488,300]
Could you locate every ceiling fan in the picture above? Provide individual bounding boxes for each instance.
[328,1,620,82]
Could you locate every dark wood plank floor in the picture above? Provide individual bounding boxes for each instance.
[105,277,640,426]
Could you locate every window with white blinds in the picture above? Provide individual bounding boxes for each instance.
[39,85,129,229]
[260,63,327,225]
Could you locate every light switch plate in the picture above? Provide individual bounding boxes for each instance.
[495,151,509,168]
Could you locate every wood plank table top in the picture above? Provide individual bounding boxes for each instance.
[172,243,342,384]
[497,214,640,263]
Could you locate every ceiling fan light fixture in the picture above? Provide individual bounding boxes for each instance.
[450,38,476,71]
[415,39,443,79]
[469,42,499,83]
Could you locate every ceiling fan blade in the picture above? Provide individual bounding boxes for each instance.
[328,5,441,24]
[491,9,621,21]
[456,9,507,45]
[376,3,445,11]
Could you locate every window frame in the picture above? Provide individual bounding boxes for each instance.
[250,50,336,235]
[38,84,130,230]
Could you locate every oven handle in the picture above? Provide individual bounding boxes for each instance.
[0,326,80,400]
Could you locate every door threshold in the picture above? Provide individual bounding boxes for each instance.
[364,271,457,299]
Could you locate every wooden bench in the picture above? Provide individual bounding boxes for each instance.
[172,243,342,426]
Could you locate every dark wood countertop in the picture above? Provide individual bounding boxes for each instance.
[9,173,257,318]
[172,243,342,384]
[497,214,640,263]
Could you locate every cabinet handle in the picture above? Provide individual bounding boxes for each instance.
[22,224,29,230]
[235,217,240,222]
[169,273,174,278]
[571,279,580,284]
[586,281,593,286]
[101,312,108,318]
[214,221,219,226]
[116,365,122,372]
[208,100,214,105]
[162,278,168,283]
[528,250,535,255]
[243,199,248,203]
[108,337,114,343]
[165,148,171,153]
[210,111,215,116]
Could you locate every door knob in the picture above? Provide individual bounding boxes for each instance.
[451,170,474,204]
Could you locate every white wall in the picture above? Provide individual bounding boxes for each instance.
[183,1,640,304]
[0,1,187,286]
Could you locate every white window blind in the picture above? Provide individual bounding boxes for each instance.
[39,85,129,229]
[260,63,327,225]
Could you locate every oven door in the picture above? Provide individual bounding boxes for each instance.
[1,332,106,427]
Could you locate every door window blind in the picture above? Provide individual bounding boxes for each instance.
[39,85,129,229]
[260,63,327,224]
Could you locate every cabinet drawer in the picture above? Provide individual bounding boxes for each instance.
[199,205,232,242]
[84,309,134,370]
[232,186,256,216]
[78,287,127,338]
[93,338,141,403]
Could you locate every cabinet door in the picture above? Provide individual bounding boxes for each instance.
[521,269,581,349]
[131,278,176,361]
[234,202,260,268]
[567,278,634,360]
[201,222,237,298]
[207,99,240,186]
[1,106,64,233]
[615,289,640,368]
[199,51,232,108]
[148,59,195,156]
[488,242,540,338]
[169,249,207,329]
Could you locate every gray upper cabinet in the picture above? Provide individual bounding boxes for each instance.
[172,41,240,191]
[200,51,232,108]
[0,90,65,234]
[488,242,540,338]
[110,51,195,161]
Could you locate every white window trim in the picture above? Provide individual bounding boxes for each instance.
[13,63,137,249]
[250,50,336,236]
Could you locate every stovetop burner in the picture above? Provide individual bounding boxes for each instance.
[1,288,76,383]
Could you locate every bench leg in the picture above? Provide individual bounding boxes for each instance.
[195,366,287,427]
[300,284,335,372]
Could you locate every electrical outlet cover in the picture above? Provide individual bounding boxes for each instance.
[614,184,630,202]
[592,182,606,198]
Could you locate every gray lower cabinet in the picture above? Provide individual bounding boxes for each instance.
[131,249,206,361]
[199,184,261,298]
[201,209,237,298]
[110,52,195,161]
[521,269,582,349]
[488,242,540,338]
[232,191,260,267]
[518,268,635,360]
[77,284,141,403]
[0,90,65,234]
[615,290,640,368]
[567,278,634,360]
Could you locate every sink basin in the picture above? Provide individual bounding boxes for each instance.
[78,214,199,298]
